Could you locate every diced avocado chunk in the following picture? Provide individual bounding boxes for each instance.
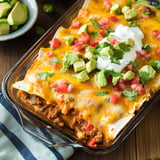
[7,2,28,25]
[122,6,130,14]
[86,59,97,73]
[0,18,10,35]
[77,70,89,82]
[100,46,113,56]
[0,2,11,18]
[114,42,130,52]
[73,60,86,72]
[85,47,97,60]
[9,0,19,6]
[94,69,107,88]
[78,24,88,34]
[112,76,121,85]
[64,36,74,45]
[124,38,134,47]
[124,8,138,20]
[123,71,135,80]
[110,3,121,14]
[139,65,156,80]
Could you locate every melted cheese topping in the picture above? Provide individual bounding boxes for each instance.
[13,0,160,143]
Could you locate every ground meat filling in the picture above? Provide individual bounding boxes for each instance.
[17,90,104,146]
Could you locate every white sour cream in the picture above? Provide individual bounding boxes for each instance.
[97,25,144,72]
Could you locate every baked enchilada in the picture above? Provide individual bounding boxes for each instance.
[13,0,160,148]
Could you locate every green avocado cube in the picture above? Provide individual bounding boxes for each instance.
[123,71,135,81]
[0,2,11,18]
[124,8,138,20]
[100,46,113,56]
[0,18,10,35]
[139,65,156,80]
[122,6,130,14]
[86,59,97,73]
[94,70,107,88]
[65,52,81,65]
[85,51,97,60]
[77,70,89,82]
[124,38,134,47]
[112,76,121,85]
[64,36,74,45]
[110,3,122,14]
[73,60,86,72]
[78,24,88,34]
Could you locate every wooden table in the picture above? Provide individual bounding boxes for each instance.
[0,0,160,159]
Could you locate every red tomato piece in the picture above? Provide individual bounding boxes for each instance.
[52,62,58,70]
[100,30,106,38]
[151,30,160,37]
[103,0,111,11]
[73,43,82,52]
[157,34,160,42]
[47,51,54,58]
[142,14,149,19]
[131,84,145,95]
[88,138,96,146]
[49,38,60,48]
[157,49,160,55]
[56,84,68,93]
[113,85,119,91]
[110,94,119,103]
[107,16,119,23]
[139,49,148,56]
[109,37,119,45]
[79,33,90,44]
[71,20,80,29]
[51,82,58,88]
[98,18,109,30]
[89,41,99,47]
[130,77,140,85]
[125,64,133,71]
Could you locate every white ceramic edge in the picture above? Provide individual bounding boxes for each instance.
[0,0,38,41]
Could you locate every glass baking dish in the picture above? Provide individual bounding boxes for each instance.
[2,0,160,154]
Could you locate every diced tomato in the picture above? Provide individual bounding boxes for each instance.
[142,14,149,19]
[98,18,109,30]
[130,77,140,85]
[157,34,160,42]
[73,43,82,52]
[118,79,126,90]
[100,30,106,37]
[107,16,119,23]
[56,84,68,93]
[88,138,96,146]
[139,49,148,56]
[86,124,94,132]
[79,33,90,44]
[60,80,68,85]
[151,30,160,37]
[144,53,151,59]
[104,0,111,11]
[49,38,60,48]
[125,64,133,71]
[157,49,160,55]
[131,84,145,95]
[89,41,99,47]
[107,75,113,84]
[47,51,54,58]
[51,82,58,88]
[52,62,58,70]
[71,20,80,29]
[113,85,119,91]
[109,37,119,45]
[110,94,119,103]
[67,84,74,93]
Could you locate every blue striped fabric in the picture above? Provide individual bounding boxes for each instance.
[0,92,74,160]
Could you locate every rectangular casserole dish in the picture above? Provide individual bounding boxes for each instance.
[2,0,160,154]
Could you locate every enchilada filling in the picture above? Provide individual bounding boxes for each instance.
[13,0,160,148]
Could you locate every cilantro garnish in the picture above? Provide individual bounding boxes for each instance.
[139,71,150,85]
[37,72,54,80]
[122,90,138,101]
[81,44,89,49]
[50,57,61,63]
[129,22,139,27]
[90,19,99,29]
[104,70,122,77]
[52,48,56,51]
[154,4,160,9]
[148,60,160,73]
[142,43,150,53]
[110,49,124,65]
[70,74,77,78]
[143,11,151,15]
[131,61,139,68]
[105,97,110,102]
[104,29,115,37]
[96,91,109,96]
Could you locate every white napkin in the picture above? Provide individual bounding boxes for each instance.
[0,92,74,160]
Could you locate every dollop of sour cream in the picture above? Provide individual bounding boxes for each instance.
[97,25,144,72]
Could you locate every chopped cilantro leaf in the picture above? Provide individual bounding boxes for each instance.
[96,91,109,96]
[105,97,110,102]
[142,43,150,53]
[139,71,150,85]
[129,22,139,27]
[90,19,99,29]
[110,49,124,65]
[52,48,56,51]
[122,90,138,101]
[81,44,89,49]
[71,74,77,78]
[132,61,139,68]
[148,60,160,73]
[50,57,61,63]
[104,29,115,37]
[104,70,122,77]
[37,72,54,80]
[154,4,160,9]
[143,11,151,15]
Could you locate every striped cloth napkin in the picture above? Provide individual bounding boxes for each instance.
[0,92,74,160]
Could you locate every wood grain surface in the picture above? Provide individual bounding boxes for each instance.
[0,0,160,159]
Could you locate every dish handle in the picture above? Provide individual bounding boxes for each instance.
[16,106,82,148]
